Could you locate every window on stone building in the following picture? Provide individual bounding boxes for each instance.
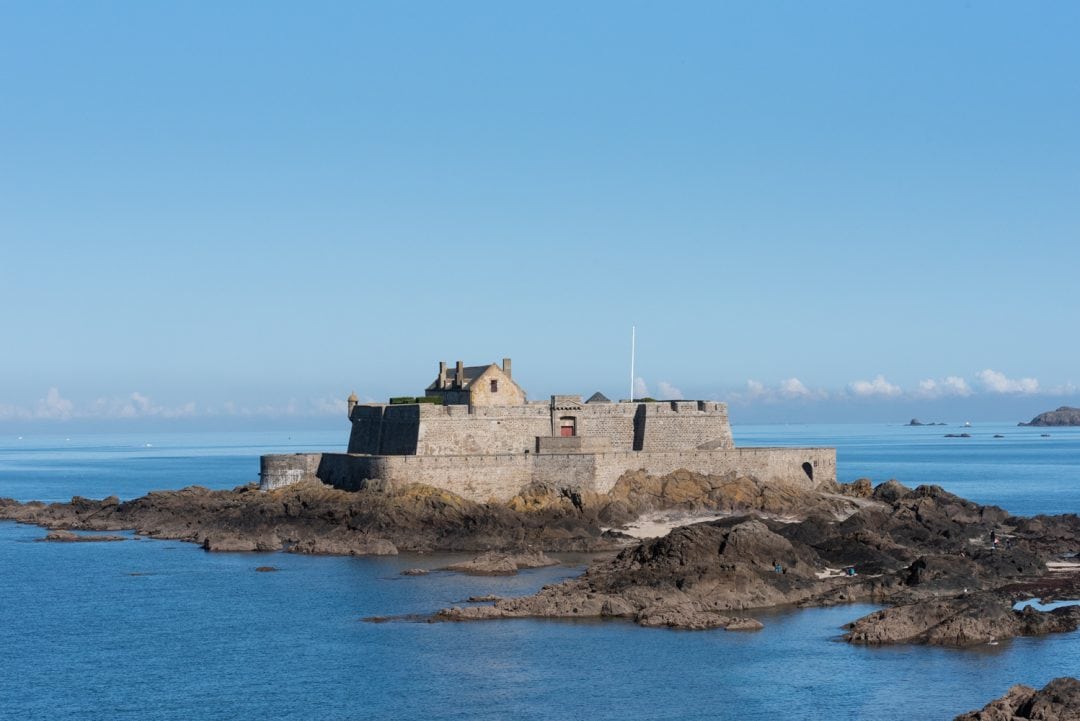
[490,379,498,393]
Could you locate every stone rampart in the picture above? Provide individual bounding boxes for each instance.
[637,401,733,452]
[260,446,836,503]
[260,453,323,490]
[346,400,733,456]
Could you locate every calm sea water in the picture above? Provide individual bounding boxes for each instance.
[1,423,1078,720]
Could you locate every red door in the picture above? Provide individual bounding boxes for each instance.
[560,426,573,437]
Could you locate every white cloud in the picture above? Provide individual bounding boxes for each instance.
[633,377,649,399]
[657,381,684,400]
[916,376,972,399]
[86,392,197,419]
[780,378,813,398]
[35,388,75,419]
[745,380,766,398]
[850,375,902,398]
[730,378,827,403]
[976,369,1040,394]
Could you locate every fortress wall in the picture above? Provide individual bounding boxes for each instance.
[373,454,539,502]
[536,436,612,453]
[262,446,836,502]
[379,405,422,454]
[347,400,734,457]
[574,404,638,450]
[347,406,385,454]
[638,401,734,452]
[584,447,836,494]
[347,405,423,454]
[416,404,550,455]
[260,453,324,490]
[260,453,394,493]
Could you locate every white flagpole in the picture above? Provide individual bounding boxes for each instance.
[630,325,636,402]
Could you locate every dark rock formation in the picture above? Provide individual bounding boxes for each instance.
[443,551,558,575]
[0,468,862,556]
[1021,407,1080,427]
[437,481,1080,636]
[956,677,1080,720]
[845,592,1080,646]
[38,530,126,542]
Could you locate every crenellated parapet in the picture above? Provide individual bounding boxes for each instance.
[346,397,733,456]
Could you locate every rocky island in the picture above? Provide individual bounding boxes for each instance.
[5,469,1080,648]
[4,363,1080,687]
[1021,407,1080,427]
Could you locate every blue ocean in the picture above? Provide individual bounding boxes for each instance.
[1,423,1078,721]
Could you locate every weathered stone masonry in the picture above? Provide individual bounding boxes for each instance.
[260,359,837,502]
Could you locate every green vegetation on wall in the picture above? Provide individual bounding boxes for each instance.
[388,396,443,405]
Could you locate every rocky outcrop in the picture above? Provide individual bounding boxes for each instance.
[443,551,558,575]
[436,481,1080,636]
[1021,407,1080,427]
[634,603,764,631]
[845,592,1080,646]
[38,530,126,542]
[286,533,398,556]
[0,468,862,556]
[596,469,860,522]
[438,515,895,628]
[201,533,284,552]
[956,678,1080,720]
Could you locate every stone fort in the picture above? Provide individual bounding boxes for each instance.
[260,358,836,501]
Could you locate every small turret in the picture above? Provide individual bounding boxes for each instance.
[347,391,358,418]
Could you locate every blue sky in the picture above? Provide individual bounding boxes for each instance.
[1,2,1078,429]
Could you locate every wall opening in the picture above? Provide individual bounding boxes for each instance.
[559,416,577,437]
[490,379,499,393]
[632,404,646,451]
[801,462,814,482]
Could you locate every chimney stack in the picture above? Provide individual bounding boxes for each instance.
[502,358,512,379]
[455,360,464,388]
[438,361,447,389]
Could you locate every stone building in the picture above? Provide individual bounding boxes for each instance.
[261,358,836,502]
[423,358,525,407]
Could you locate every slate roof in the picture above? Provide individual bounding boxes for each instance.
[426,364,498,391]
[585,391,612,404]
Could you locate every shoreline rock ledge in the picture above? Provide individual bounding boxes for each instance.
[436,480,1080,637]
[955,677,1080,720]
